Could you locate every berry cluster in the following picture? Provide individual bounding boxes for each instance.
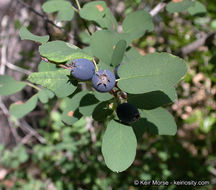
[68,58,140,124]
[69,58,116,93]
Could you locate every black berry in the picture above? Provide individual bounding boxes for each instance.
[116,103,140,124]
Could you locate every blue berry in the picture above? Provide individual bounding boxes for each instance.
[92,70,116,92]
[116,103,140,124]
[69,59,95,81]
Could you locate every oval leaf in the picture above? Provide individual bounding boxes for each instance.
[80,1,117,31]
[90,30,129,64]
[61,91,88,125]
[188,1,207,16]
[19,26,49,44]
[122,10,154,41]
[132,108,177,136]
[127,89,177,110]
[0,75,26,96]
[80,1,107,21]
[28,70,76,98]
[111,40,127,67]
[38,60,58,72]
[166,0,194,13]
[93,90,113,101]
[92,101,113,121]
[102,120,137,172]
[118,52,187,94]
[38,89,54,104]
[79,93,99,116]
[39,40,93,63]
[9,95,38,119]
[42,0,74,21]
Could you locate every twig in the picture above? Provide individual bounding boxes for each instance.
[150,2,166,17]
[20,120,46,144]
[0,97,46,144]
[85,117,96,142]
[177,32,215,56]
[41,57,69,69]
[20,133,34,144]
[0,98,20,143]
[0,16,9,75]
[25,82,41,91]
[16,0,74,40]
[92,59,98,71]
[75,0,81,11]
[6,62,32,75]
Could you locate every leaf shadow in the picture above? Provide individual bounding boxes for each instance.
[128,90,173,110]
[66,74,78,86]
[132,118,159,140]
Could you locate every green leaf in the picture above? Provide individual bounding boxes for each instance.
[111,40,127,67]
[93,90,113,101]
[166,0,194,13]
[132,108,177,136]
[79,93,99,116]
[80,1,107,22]
[118,52,187,94]
[127,89,177,110]
[28,70,76,98]
[188,1,207,16]
[122,10,154,40]
[79,32,91,44]
[92,101,113,121]
[9,95,38,119]
[90,30,128,64]
[38,89,49,103]
[19,26,49,44]
[42,0,74,21]
[98,61,113,71]
[0,75,26,96]
[39,40,93,63]
[96,9,118,31]
[61,91,87,125]
[38,60,58,72]
[80,1,117,31]
[211,20,216,30]
[102,120,137,172]
[123,47,142,63]
[38,89,54,103]
[200,116,216,134]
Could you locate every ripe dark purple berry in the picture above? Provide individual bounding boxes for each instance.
[92,70,116,92]
[69,58,95,81]
[116,103,140,124]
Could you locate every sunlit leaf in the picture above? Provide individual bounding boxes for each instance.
[118,52,187,94]
[102,120,137,172]
[19,26,49,44]
[42,0,74,21]
[122,10,154,40]
[28,70,76,98]
[39,41,93,63]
